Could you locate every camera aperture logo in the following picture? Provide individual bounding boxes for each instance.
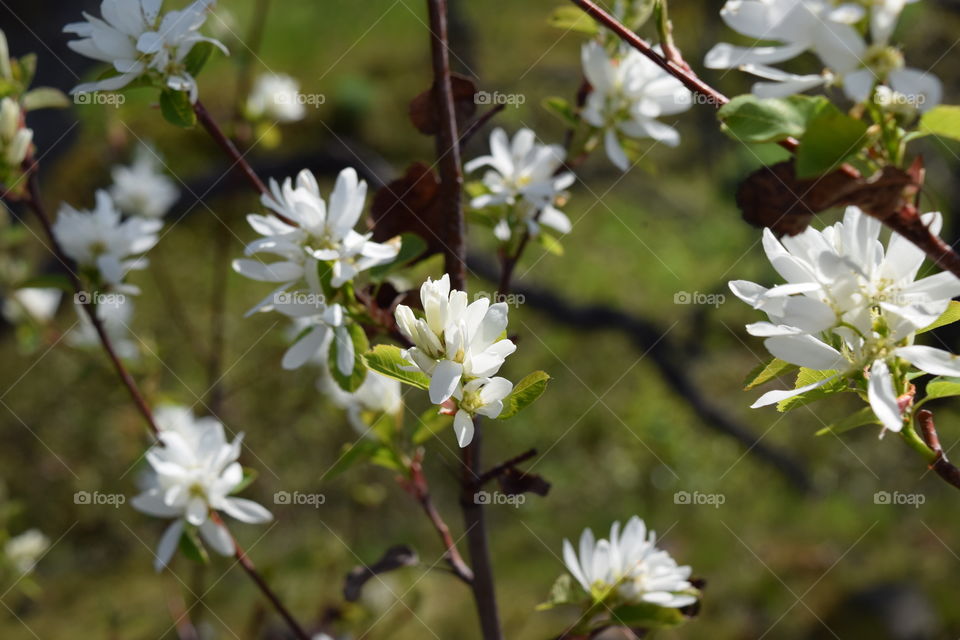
[274,490,326,508]
[473,491,525,508]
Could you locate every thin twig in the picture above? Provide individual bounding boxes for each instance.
[915,409,960,490]
[460,103,506,150]
[477,448,538,485]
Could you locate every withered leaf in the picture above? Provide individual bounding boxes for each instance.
[370,162,446,259]
[737,160,916,236]
[343,544,419,602]
[409,73,477,136]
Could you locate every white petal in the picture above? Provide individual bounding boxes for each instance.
[868,359,903,432]
[220,498,274,524]
[199,519,235,556]
[751,374,838,408]
[895,346,960,377]
[763,335,844,370]
[154,519,184,572]
[453,409,475,447]
[429,360,463,404]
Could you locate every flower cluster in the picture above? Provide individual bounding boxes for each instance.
[562,516,698,609]
[731,206,960,433]
[132,406,272,571]
[465,128,574,242]
[246,72,306,123]
[0,97,31,171]
[64,0,227,101]
[233,167,400,375]
[705,0,940,112]
[581,41,692,170]
[52,190,162,293]
[395,275,516,447]
[109,145,179,219]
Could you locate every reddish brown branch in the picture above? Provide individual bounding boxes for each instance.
[477,448,538,486]
[915,410,960,490]
[460,103,506,150]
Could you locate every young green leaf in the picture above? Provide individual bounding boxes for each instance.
[795,107,869,178]
[923,376,960,402]
[160,89,196,128]
[609,602,688,629]
[543,96,579,128]
[229,467,259,495]
[718,94,827,144]
[498,371,550,419]
[535,574,581,611]
[777,368,845,412]
[363,344,430,390]
[183,41,215,76]
[548,6,599,34]
[815,406,879,436]
[21,87,70,111]
[324,439,383,480]
[179,527,210,564]
[743,357,797,390]
[918,105,960,142]
[330,323,369,392]
[917,300,960,334]
[412,407,453,444]
[538,231,564,256]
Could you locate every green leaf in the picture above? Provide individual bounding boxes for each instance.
[498,371,550,419]
[917,300,960,334]
[924,376,960,402]
[12,53,36,88]
[535,573,581,611]
[17,273,74,293]
[183,41,215,77]
[919,105,960,142]
[369,445,406,472]
[777,368,846,412]
[324,439,382,479]
[179,527,209,565]
[718,94,827,144]
[815,406,879,436]
[363,344,430,390]
[330,323,369,392]
[548,6,599,34]
[795,107,869,178]
[160,89,196,128]
[538,231,564,256]
[21,87,69,111]
[609,602,687,629]
[743,357,797,390]
[543,96,579,127]
[229,467,258,495]
[369,233,427,281]
[412,407,453,444]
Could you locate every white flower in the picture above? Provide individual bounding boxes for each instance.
[0,97,31,167]
[233,167,400,297]
[52,190,161,291]
[563,516,697,608]
[277,295,354,375]
[132,405,272,571]
[64,0,228,102]
[581,41,692,171]
[705,0,939,110]
[109,145,179,218]
[4,529,49,575]
[731,206,960,432]
[322,368,403,434]
[2,288,61,324]
[451,377,513,447]
[246,73,305,123]
[464,128,574,241]
[68,297,140,360]
[395,275,517,411]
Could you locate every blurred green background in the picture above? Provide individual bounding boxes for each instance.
[2,0,960,638]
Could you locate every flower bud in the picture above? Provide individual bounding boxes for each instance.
[4,127,32,166]
[0,97,19,141]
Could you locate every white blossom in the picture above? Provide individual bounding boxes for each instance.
[4,529,49,575]
[109,145,179,218]
[0,97,31,167]
[246,73,305,123]
[705,0,939,111]
[731,206,960,432]
[64,0,227,102]
[68,297,140,360]
[233,167,400,297]
[52,190,161,291]
[563,516,697,608]
[450,377,513,447]
[322,368,403,434]
[2,288,61,324]
[132,405,272,571]
[464,128,574,241]
[581,41,692,171]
